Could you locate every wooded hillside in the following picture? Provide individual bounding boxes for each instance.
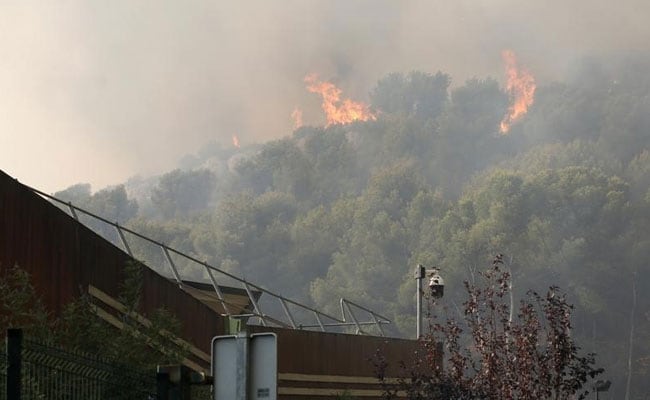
[55,59,650,398]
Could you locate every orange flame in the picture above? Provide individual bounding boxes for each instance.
[232,135,240,148]
[304,73,375,126]
[499,50,536,134]
[291,107,303,129]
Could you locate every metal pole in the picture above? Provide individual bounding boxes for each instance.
[67,202,79,220]
[205,264,231,315]
[115,224,133,257]
[341,300,363,335]
[242,281,266,326]
[161,246,183,286]
[236,331,250,400]
[313,311,326,332]
[279,298,297,329]
[7,328,23,400]
[415,265,425,339]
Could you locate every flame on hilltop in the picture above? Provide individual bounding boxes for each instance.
[499,50,536,134]
[232,135,240,148]
[291,107,303,129]
[304,73,375,126]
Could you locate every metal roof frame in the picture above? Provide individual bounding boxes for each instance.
[26,185,391,336]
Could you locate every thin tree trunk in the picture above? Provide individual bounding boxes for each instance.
[624,273,637,400]
[508,255,514,324]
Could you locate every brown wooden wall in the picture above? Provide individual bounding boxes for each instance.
[0,170,225,357]
[248,326,435,399]
[249,325,421,377]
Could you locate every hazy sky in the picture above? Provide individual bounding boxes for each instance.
[1,0,648,192]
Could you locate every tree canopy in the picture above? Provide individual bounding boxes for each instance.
[55,57,650,398]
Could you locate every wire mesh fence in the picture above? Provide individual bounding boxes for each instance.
[3,332,158,400]
[190,385,212,400]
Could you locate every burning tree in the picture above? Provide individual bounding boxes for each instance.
[304,73,376,126]
[499,49,536,134]
[376,255,603,399]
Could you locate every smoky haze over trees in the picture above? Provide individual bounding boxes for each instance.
[50,57,650,397]
[3,0,650,191]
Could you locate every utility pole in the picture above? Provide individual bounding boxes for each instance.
[415,265,425,339]
[415,265,444,339]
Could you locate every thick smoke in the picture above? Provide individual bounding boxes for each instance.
[1,0,649,191]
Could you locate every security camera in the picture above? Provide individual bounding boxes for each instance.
[428,269,444,299]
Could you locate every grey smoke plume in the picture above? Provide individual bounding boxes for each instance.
[1,0,648,191]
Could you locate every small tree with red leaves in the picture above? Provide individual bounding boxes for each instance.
[375,255,603,400]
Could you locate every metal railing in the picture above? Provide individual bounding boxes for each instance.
[26,184,391,336]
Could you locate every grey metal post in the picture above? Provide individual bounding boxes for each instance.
[369,310,385,337]
[161,246,183,285]
[236,331,250,400]
[115,224,133,257]
[67,202,79,220]
[242,281,266,326]
[279,298,297,328]
[341,299,363,335]
[7,328,22,400]
[205,265,231,315]
[313,311,326,332]
[415,265,425,339]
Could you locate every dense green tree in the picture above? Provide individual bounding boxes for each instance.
[286,201,356,299]
[151,169,215,218]
[433,78,509,196]
[191,191,299,293]
[370,71,450,121]
[310,164,426,332]
[0,265,53,342]
[299,127,361,204]
[233,138,313,200]
[55,183,92,203]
